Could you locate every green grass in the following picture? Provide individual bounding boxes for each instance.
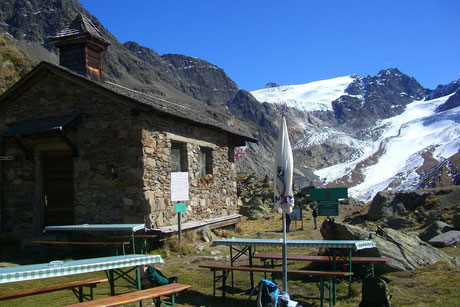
[1,213,459,306]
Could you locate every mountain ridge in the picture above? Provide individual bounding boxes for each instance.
[1,0,459,201]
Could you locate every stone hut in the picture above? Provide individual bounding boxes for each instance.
[0,14,256,242]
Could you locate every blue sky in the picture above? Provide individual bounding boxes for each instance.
[79,0,459,92]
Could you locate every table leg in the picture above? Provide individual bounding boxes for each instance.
[348,249,352,296]
[249,246,254,290]
[319,276,324,307]
[230,246,234,294]
[109,269,115,296]
[331,249,337,306]
[131,231,136,254]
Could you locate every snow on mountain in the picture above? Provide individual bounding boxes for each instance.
[251,76,355,112]
[315,94,460,201]
[293,123,372,155]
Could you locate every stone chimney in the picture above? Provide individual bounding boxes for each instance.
[51,14,110,81]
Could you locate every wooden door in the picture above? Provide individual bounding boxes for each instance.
[41,151,75,226]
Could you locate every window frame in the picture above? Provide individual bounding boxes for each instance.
[199,147,213,177]
[170,142,187,172]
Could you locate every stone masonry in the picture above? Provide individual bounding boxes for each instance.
[0,73,238,241]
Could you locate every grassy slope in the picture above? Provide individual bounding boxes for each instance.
[1,212,459,306]
[0,34,36,94]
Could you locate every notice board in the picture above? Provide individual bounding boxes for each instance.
[171,172,189,202]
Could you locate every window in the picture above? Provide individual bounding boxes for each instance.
[171,142,186,172]
[200,147,213,177]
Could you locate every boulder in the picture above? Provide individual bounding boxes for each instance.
[428,230,460,247]
[453,213,460,230]
[239,197,270,220]
[385,217,414,230]
[320,220,457,273]
[418,221,455,242]
[367,191,396,220]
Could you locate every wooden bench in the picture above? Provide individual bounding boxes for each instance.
[253,253,392,264]
[32,240,131,246]
[199,264,352,306]
[253,253,391,277]
[64,283,191,307]
[0,277,108,302]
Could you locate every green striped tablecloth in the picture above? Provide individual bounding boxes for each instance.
[44,224,145,233]
[211,238,376,250]
[0,254,163,284]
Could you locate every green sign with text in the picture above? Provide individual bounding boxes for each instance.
[318,200,339,216]
[310,187,348,201]
[174,203,186,213]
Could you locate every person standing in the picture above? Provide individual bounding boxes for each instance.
[312,206,318,229]
[286,213,292,233]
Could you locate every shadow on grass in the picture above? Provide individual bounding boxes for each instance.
[158,288,254,307]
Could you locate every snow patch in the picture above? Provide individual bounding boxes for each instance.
[251,76,354,112]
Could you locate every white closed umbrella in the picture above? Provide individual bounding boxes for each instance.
[274,117,295,292]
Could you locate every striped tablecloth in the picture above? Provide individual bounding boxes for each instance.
[211,238,376,251]
[0,254,163,284]
[44,224,145,233]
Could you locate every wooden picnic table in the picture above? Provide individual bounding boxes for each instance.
[43,224,147,254]
[0,254,164,303]
[211,238,377,305]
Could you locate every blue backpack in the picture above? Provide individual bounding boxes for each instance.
[248,279,279,307]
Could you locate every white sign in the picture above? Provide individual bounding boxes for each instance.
[171,172,189,202]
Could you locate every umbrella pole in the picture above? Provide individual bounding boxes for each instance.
[282,212,288,292]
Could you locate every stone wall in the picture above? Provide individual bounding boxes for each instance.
[140,115,238,228]
[0,73,239,241]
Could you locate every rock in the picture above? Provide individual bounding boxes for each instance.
[320,220,457,273]
[195,226,219,243]
[367,191,396,220]
[195,243,204,252]
[454,213,460,230]
[428,230,460,247]
[239,197,270,220]
[386,217,414,230]
[418,221,455,242]
[426,212,443,224]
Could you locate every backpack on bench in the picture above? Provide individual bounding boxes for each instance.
[142,265,178,289]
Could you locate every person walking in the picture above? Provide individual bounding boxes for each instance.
[312,206,318,229]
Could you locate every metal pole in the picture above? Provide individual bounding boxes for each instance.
[178,211,182,246]
[282,213,288,292]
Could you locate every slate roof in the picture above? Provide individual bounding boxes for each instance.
[0,113,80,137]
[0,62,257,144]
[51,13,109,45]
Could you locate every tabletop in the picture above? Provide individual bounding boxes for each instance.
[211,238,376,251]
[44,224,145,233]
[0,254,164,284]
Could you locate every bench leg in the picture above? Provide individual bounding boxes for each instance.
[212,271,216,300]
[222,269,226,300]
[78,286,83,302]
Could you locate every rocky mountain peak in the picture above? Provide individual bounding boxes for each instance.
[264,82,279,88]
[427,79,460,101]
